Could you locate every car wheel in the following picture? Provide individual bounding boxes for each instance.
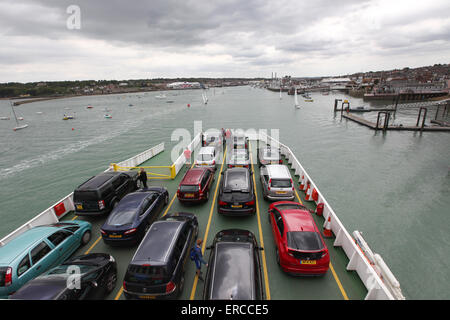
[105,271,117,294]
[81,230,91,245]
[205,191,210,202]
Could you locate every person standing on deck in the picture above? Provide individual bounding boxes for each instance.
[138,167,148,189]
[191,239,208,281]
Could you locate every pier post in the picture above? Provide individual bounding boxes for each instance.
[334,99,341,112]
[416,107,427,132]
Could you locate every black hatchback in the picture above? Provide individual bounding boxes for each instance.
[10,253,117,300]
[203,229,265,300]
[123,212,199,300]
[217,167,256,215]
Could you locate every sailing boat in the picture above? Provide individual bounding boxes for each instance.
[202,90,208,105]
[294,88,300,109]
[11,102,28,131]
[279,88,282,100]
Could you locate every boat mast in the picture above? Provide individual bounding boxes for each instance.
[10,101,19,126]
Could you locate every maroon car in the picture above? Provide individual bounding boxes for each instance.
[177,167,215,203]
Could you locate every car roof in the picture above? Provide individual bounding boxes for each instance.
[132,220,183,264]
[281,209,317,233]
[265,164,291,178]
[181,167,207,185]
[11,278,67,300]
[77,172,121,190]
[0,226,61,264]
[210,242,255,300]
[119,191,154,207]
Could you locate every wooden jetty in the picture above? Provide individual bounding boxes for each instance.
[342,113,450,132]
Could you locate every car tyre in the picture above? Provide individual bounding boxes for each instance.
[105,271,117,294]
[81,230,91,245]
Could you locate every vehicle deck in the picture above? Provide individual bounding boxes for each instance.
[61,139,367,300]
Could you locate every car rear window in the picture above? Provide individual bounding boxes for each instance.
[125,265,168,285]
[224,171,249,191]
[270,179,292,188]
[198,153,213,161]
[180,185,199,192]
[74,190,98,201]
[287,232,324,251]
[274,203,306,211]
[106,209,137,226]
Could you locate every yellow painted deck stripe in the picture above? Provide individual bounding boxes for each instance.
[249,141,271,300]
[84,235,102,255]
[295,178,349,300]
[189,146,227,300]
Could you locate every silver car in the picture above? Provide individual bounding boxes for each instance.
[227,148,250,169]
[260,165,295,201]
[195,146,219,170]
[258,146,282,166]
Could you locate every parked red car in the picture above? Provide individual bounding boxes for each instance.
[268,201,329,275]
[177,167,215,203]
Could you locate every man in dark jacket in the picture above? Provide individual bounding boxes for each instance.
[138,167,148,189]
[192,239,208,281]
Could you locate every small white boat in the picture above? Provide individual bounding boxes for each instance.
[155,94,167,99]
[36,111,43,114]
[10,101,28,131]
[202,91,208,105]
[294,88,300,109]
[0,116,10,120]
[104,114,112,119]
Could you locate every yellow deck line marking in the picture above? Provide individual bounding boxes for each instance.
[71,215,78,220]
[189,146,227,300]
[330,262,349,300]
[84,235,102,255]
[114,287,124,300]
[295,174,349,300]
[249,141,271,300]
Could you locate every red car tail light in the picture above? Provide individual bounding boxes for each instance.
[245,200,255,206]
[98,200,105,210]
[166,281,176,293]
[124,228,137,235]
[4,267,12,287]
[218,200,227,206]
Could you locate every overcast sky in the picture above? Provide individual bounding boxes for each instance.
[1,0,449,82]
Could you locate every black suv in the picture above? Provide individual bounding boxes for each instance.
[123,212,199,299]
[203,229,265,300]
[73,171,138,216]
[217,167,256,215]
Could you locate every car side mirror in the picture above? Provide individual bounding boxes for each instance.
[220,171,224,175]
[258,247,264,251]
[206,245,213,250]
[90,281,98,288]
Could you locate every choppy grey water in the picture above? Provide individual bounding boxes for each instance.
[0,87,449,299]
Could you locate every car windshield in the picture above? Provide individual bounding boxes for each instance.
[270,179,291,188]
[224,171,249,192]
[286,232,324,251]
[106,208,137,226]
[125,265,168,285]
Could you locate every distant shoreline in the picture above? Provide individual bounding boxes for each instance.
[2,87,191,106]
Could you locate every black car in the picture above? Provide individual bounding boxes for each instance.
[123,212,199,300]
[217,167,256,215]
[10,253,117,300]
[100,187,169,246]
[73,171,138,216]
[203,229,265,300]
